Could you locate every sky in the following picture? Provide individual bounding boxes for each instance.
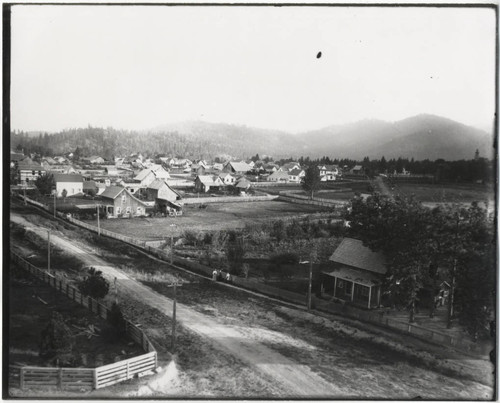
[10,5,497,133]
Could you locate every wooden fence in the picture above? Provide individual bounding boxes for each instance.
[182,195,278,204]
[278,194,347,209]
[9,251,158,391]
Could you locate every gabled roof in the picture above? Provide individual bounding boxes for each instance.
[219,172,234,179]
[83,180,97,190]
[351,165,363,170]
[100,185,126,199]
[235,178,251,188]
[134,169,154,181]
[289,168,303,176]
[18,159,46,171]
[10,152,26,162]
[147,179,167,190]
[53,173,83,183]
[196,175,215,185]
[268,171,289,179]
[226,161,251,172]
[281,162,300,170]
[329,238,387,275]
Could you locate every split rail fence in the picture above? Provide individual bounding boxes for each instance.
[9,251,158,391]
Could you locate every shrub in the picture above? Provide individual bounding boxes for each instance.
[79,267,110,300]
[39,312,75,363]
[104,303,127,341]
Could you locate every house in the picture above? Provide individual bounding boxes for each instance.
[133,169,157,188]
[349,165,365,176]
[150,164,170,180]
[191,163,206,176]
[213,163,224,171]
[263,163,279,174]
[194,175,224,193]
[219,172,236,186]
[99,186,148,218]
[53,156,68,164]
[279,162,301,172]
[82,180,98,196]
[146,179,183,214]
[118,180,142,195]
[17,159,46,185]
[235,178,251,191]
[10,151,26,165]
[104,165,119,177]
[53,173,84,197]
[288,168,305,183]
[320,238,387,309]
[318,165,340,181]
[223,161,251,175]
[268,171,289,182]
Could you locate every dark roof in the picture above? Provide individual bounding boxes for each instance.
[83,180,97,190]
[147,179,167,190]
[53,173,83,183]
[289,168,302,176]
[100,186,126,199]
[10,152,26,162]
[329,238,387,275]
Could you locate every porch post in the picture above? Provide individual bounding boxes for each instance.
[377,287,381,307]
[333,276,337,298]
[351,282,354,302]
[368,286,372,309]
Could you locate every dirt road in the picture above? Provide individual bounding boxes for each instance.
[10,212,340,398]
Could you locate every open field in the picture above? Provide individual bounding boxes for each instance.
[391,183,494,203]
[9,264,143,368]
[83,201,332,239]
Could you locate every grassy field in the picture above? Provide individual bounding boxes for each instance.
[391,183,494,203]
[84,201,332,240]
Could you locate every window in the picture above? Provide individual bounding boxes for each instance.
[121,194,126,203]
[116,207,121,214]
[361,286,370,297]
[32,170,35,175]
[126,206,131,214]
[338,279,344,288]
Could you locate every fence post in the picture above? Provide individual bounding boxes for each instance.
[58,367,63,390]
[93,368,98,389]
[20,367,25,390]
[126,361,130,380]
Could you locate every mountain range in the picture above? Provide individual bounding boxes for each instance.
[12,114,494,161]
[151,114,494,160]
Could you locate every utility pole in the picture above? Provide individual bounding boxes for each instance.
[96,204,100,236]
[308,257,313,310]
[47,229,51,273]
[171,282,177,351]
[53,191,56,218]
[23,185,27,205]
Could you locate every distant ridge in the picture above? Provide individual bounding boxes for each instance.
[11,114,494,161]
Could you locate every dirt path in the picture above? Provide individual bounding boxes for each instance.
[10,213,340,398]
[374,176,393,197]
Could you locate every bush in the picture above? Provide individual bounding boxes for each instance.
[79,267,110,300]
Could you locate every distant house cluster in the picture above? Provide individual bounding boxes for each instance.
[10,148,370,218]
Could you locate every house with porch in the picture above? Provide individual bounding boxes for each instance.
[99,186,148,218]
[288,168,305,183]
[194,175,224,193]
[321,238,387,309]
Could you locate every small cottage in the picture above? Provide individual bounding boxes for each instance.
[99,186,148,218]
[321,238,387,309]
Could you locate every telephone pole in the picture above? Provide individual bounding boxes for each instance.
[47,229,51,273]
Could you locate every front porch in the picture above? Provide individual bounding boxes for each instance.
[321,267,382,309]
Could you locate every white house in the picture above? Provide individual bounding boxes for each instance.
[288,168,305,183]
[318,165,340,181]
[219,172,236,186]
[53,173,84,197]
[268,171,289,182]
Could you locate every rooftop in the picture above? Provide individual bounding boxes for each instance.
[329,238,387,275]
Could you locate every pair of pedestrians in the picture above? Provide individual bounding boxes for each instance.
[212,269,232,283]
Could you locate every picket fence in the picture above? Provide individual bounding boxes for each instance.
[9,252,158,391]
[278,194,347,208]
[17,195,482,355]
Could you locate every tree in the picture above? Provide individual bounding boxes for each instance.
[302,164,322,199]
[226,232,246,274]
[79,267,110,300]
[34,173,55,196]
[39,311,75,364]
